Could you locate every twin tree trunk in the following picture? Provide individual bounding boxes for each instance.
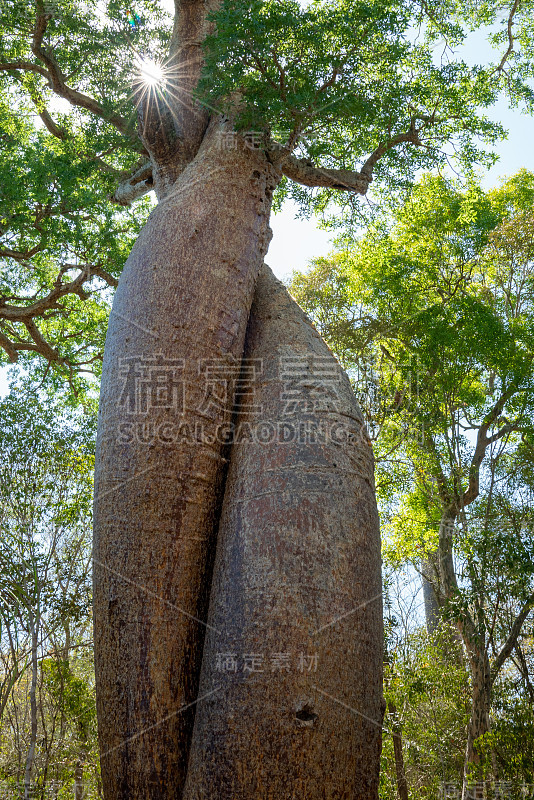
[93,120,384,798]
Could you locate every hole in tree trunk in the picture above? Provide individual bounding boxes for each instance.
[296,705,318,726]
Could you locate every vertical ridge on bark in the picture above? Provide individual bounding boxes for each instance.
[93,125,279,799]
[183,265,384,800]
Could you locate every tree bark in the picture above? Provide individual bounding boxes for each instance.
[421,556,440,636]
[24,613,38,800]
[436,508,492,797]
[387,701,409,800]
[92,122,280,799]
[74,756,85,800]
[462,650,491,799]
[183,266,384,800]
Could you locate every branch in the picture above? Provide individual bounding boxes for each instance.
[0,263,117,323]
[459,385,518,509]
[0,331,19,363]
[23,318,61,362]
[0,261,117,368]
[111,161,154,206]
[37,105,67,139]
[423,431,451,505]
[280,155,371,194]
[0,328,64,366]
[360,124,423,179]
[30,5,133,138]
[494,0,522,75]
[0,61,49,78]
[491,590,534,683]
[274,121,423,194]
[25,85,68,140]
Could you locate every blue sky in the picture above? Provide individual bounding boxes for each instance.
[269,27,534,281]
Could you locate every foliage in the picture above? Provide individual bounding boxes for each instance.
[379,614,534,799]
[0,0,164,381]
[291,170,534,788]
[1,0,534,382]
[0,385,98,797]
[381,623,470,799]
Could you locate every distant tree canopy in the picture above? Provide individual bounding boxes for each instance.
[0,387,97,797]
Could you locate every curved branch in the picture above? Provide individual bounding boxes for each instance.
[272,121,423,194]
[23,317,60,362]
[37,105,67,139]
[25,84,68,139]
[491,590,534,683]
[459,384,518,509]
[494,0,522,75]
[0,263,117,323]
[0,331,19,362]
[0,262,117,367]
[30,5,133,138]
[360,124,423,179]
[0,61,49,78]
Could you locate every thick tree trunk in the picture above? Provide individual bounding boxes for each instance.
[93,123,280,799]
[183,266,384,800]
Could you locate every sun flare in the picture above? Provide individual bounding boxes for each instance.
[136,57,165,87]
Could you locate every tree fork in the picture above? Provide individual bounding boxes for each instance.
[183,265,384,800]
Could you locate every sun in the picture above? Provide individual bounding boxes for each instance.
[136,58,165,87]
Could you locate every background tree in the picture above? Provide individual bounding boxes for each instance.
[0,387,97,798]
[291,170,534,794]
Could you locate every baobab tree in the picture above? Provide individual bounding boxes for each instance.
[1,0,533,797]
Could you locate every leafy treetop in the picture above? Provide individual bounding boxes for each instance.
[0,0,533,384]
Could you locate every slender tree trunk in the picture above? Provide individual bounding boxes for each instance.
[74,754,85,800]
[421,557,440,636]
[387,701,409,800]
[24,613,38,800]
[183,266,384,800]
[462,651,492,799]
[93,122,280,799]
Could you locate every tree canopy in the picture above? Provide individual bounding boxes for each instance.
[1,0,534,383]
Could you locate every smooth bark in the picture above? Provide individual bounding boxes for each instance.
[93,123,280,799]
[183,266,384,800]
[74,756,85,800]
[421,557,440,636]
